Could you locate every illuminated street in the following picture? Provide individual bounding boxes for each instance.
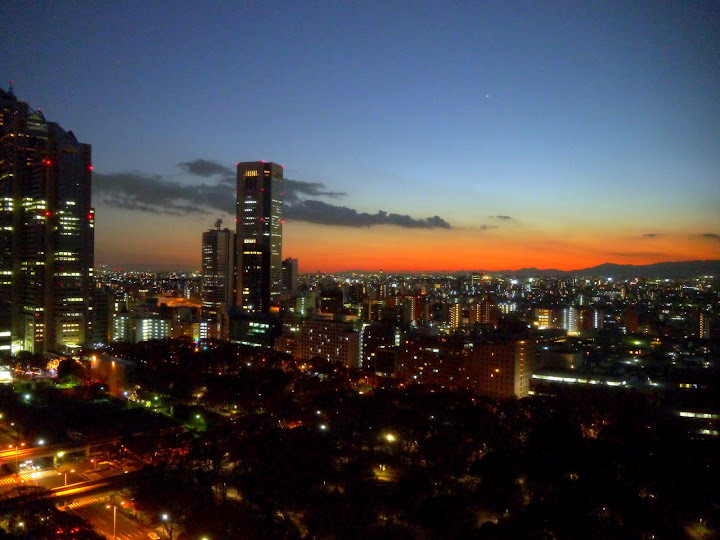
[71,500,157,540]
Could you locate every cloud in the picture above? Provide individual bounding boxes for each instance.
[93,163,452,229]
[93,171,233,216]
[642,233,665,238]
[284,200,451,228]
[284,179,346,203]
[699,233,720,241]
[178,159,232,178]
[489,215,512,220]
[609,251,667,258]
[175,160,350,199]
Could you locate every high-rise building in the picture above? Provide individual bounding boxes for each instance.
[471,338,533,399]
[0,86,94,353]
[535,308,552,330]
[236,161,283,313]
[280,315,360,368]
[699,311,711,339]
[624,307,639,334]
[201,221,236,335]
[562,306,580,335]
[281,257,298,294]
[92,287,113,346]
[449,303,462,328]
[471,296,499,327]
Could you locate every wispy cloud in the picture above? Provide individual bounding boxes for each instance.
[609,251,667,258]
[489,215,512,220]
[178,159,234,181]
[285,200,451,229]
[94,172,232,215]
[284,179,346,203]
[94,160,452,229]
[699,233,720,241]
[642,233,665,238]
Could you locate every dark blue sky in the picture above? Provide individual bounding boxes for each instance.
[2,1,719,270]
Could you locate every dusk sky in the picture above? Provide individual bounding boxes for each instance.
[2,1,719,272]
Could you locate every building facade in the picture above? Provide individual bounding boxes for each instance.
[202,223,235,338]
[281,257,298,294]
[0,86,94,353]
[236,161,283,313]
[277,315,360,368]
[471,339,532,399]
[202,224,235,312]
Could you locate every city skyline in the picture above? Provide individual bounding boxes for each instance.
[2,2,719,272]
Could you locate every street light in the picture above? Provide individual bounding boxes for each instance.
[62,469,75,486]
[161,513,174,540]
[106,504,117,540]
[10,442,25,472]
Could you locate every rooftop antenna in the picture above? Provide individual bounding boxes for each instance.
[215,218,222,230]
[8,80,14,95]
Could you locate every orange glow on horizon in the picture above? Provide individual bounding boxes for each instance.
[95,209,719,272]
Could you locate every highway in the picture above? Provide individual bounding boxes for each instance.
[0,436,123,466]
[2,470,136,502]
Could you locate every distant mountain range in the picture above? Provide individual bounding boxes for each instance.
[108,259,720,279]
[488,260,720,279]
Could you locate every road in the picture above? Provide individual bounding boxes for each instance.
[71,499,159,540]
[0,437,124,466]
[0,467,85,494]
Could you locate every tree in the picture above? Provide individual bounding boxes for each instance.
[57,358,86,382]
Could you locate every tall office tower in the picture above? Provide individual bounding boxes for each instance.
[202,221,235,340]
[201,221,236,315]
[0,86,94,353]
[281,257,298,294]
[236,161,283,313]
[92,286,113,346]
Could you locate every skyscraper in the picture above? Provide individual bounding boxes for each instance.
[281,257,298,294]
[202,220,235,338]
[236,161,283,313]
[202,220,236,312]
[0,86,94,353]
